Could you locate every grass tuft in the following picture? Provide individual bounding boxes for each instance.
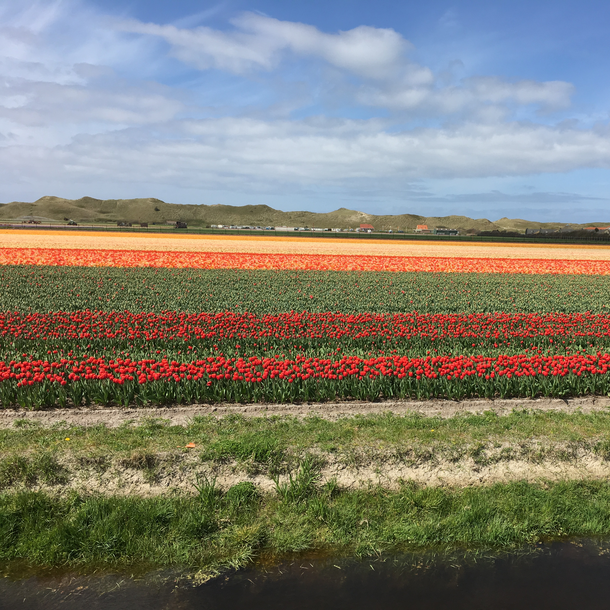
[0,454,67,489]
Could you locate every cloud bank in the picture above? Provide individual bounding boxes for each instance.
[0,0,608,218]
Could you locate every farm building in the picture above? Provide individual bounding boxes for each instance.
[415,224,431,233]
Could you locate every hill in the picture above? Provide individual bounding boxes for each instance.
[0,196,604,232]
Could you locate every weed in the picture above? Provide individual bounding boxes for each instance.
[12,419,40,429]
[0,456,33,488]
[443,444,466,464]
[35,453,68,485]
[194,473,221,510]
[323,477,340,499]
[120,452,159,483]
[0,453,66,489]
[203,431,286,475]
[77,455,109,473]
[469,443,489,466]
[120,452,157,470]
[274,456,320,504]
[595,438,610,460]
[225,482,259,513]
[206,433,284,462]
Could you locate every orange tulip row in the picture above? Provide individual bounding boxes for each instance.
[0,247,608,275]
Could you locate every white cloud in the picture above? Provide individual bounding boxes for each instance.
[0,0,185,143]
[0,76,184,127]
[0,0,607,218]
[466,77,574,109]
[2,117,609,195]
[358,77,574,114]
[119,11,574,117]
[233,13,410,78]
[0,0,159,82]
[118,12,410,78]
[118,20,282,74]
[438,9,460,31]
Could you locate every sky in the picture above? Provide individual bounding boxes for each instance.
[2,0,610,221]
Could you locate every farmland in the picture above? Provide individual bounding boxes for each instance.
[2,234,610,410]
[4,229,610,258]
[3,231,610,574]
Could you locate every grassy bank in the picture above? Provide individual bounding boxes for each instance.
[3,410,610,474]
[3,480,610,576]
[2,411,610,574]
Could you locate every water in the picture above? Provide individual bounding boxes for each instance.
[2,540,610,609]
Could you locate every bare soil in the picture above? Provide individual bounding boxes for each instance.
[17,447,610,498]
[1,396,609,428]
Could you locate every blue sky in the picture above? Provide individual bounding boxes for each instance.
[2,0,610,221]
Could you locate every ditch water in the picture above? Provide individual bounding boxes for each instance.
[2,540,610,609]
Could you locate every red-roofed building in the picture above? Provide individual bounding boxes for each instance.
[415,224,431,233]
[358,223,374,232]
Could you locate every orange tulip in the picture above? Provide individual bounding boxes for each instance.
[0,247,608,275]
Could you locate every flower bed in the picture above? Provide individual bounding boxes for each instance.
[2,352,610,407]
[1,247,609,274]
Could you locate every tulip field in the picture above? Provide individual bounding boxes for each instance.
[2,235,610,407]
[3,247,610,274]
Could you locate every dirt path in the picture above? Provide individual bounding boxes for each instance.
[2,396,609,428]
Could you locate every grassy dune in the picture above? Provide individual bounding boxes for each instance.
[0,195,580,233]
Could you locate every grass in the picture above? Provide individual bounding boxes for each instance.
[3,410,610,462]
[0,410,610,497]
[0,453,67,489]
[2,411,610,574]
[3,479,610,574]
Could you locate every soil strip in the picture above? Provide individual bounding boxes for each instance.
[1,396,609,428]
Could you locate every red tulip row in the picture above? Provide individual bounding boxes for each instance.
[1,310,609,345]
[2,352,610,407]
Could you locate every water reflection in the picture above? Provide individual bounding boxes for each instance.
[2,540,610,609]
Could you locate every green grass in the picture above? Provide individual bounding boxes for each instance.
[3,411,610,458]
[3,480,610,573]
[2,411,610,481]
[2,412,610,574]
[0,453,66,489]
